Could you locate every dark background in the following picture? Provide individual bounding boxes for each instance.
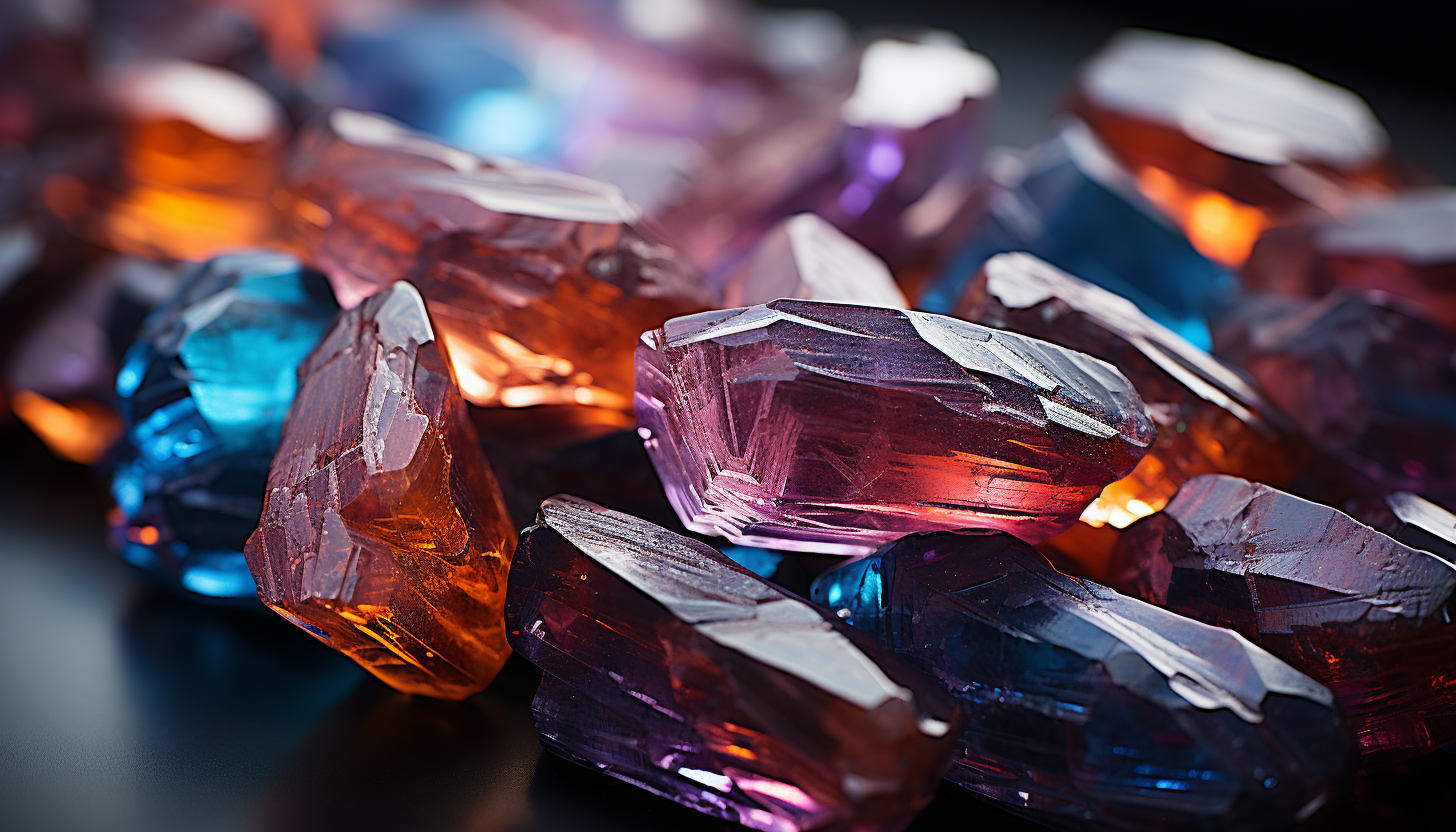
[3,2,1454,831]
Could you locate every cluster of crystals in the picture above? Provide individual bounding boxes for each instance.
[812,530,1354,831]
[111,251,337,598]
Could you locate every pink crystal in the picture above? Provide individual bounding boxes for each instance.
[635,300,1155,555]
[723,213,907,308]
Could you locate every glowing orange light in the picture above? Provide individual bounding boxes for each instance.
[1135,166,1266,267]
[10,390,123,465]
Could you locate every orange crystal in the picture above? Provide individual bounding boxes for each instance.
[285,109,717,410]
[244,282,517,699]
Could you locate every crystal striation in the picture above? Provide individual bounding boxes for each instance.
[812,530,1354,832]
[1212,291,1456,505]
[1110,475,1456,765]
[286,108,716,410]
[724,213,907,308]
[506,495,964,832]
[244,281,516,699]
[920,121,1235,350]
[110,251,337,598]
[635,299,1155,555]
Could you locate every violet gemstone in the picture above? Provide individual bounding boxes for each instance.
[1110,475,1456,766]
[635,299,1155,555]
[812,530,1355,831]
[723,213,907,309]
[505,495,964,832]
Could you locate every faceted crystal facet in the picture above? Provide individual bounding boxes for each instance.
[244,282,516,699]
[111,251,337,598]
[920,121,1236,350]
[1212,291,1456,505]
[1110,475,1456,765]
[285,108,717,411]
[1370,492,1456,563]
[953,253,1304,577]
[812,531,1355,832]
[635,299,1155,555]
[724,213,907,308]
[1243,188,1456,331]
[506,495,964,832]
[1071,30,1392,266]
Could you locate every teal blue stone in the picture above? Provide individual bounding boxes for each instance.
[111,250,338,599]
[918,123,1236,350]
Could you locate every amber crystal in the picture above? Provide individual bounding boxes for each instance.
[244,282,516,699]
[285,109,716,411]
[954,253,1304,578]
[1111,475,1456,766]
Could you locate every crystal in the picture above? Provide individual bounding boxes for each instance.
[506,495,964,832]
[952,253,1304,578]
[658,37,996,275]
[919,121,1236,350]
[1212,291,1456,505]
[286,108,716,411]
[724,213,907,308]
[244,281,516,699]
[1071,30,1392,267]
[1343,491,1456,565]
[1243,188,1456,331]
[812,530,1355,831]
[1110,474,1456,766]
[109,251,337,598]
[635,299,1155,555]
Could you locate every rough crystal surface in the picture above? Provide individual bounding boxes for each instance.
[636,299,1155,555]
[724,213,907,308]
[506,495,964,832]
[244,281,516,699]
[111,251,337,598]
[1372,492,1456,563]
[1212,291,1456,505]
[953,253,1303,575]
[920,122,1235,350]
[812,530,1354,832]
[286,109,716,410]
[1110,475,1456,765]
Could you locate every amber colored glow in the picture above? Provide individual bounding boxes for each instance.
[1135,166,1267,266]
[10,391,123,464]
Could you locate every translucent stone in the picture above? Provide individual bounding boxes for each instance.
[724,213,907,308]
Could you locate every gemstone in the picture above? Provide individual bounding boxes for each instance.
[658,37,996,276]
[952,253,1305,579]
[1343,491,1456,565]
[1243,188,1456,331]
[1109,474,1456,766]
[286,108,717,411]
[919,121,1236,350]
[811,530,1355,830]
[1071,30,1392,267]
[635,299,1155,555]
[506,495,964,832]
[109,251,337,598]
[1212,291,1456,505]
[244,281,516,699]
[723,213,907,308]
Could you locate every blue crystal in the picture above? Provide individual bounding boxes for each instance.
[717,545,783,579]
[111,250,338,599]
[919,121,1236,350]
[811,531,1354,832]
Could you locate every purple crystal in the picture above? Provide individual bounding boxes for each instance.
[505,495,964,832]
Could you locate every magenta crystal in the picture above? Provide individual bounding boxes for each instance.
[1110,474,1456,767]
[635,299,1155,555]
[505,495,964,832]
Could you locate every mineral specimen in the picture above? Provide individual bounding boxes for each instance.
[724,213,907,308]
[244,281,516,699]
[506,495,964,832]
[1110,475,1456,766]
[635,299,1155,555]
[1212,291,1456,505]
[1242,188,1456,331]
[953,253,1303,576]
[1370,492,1456,563]
[812,530,1355,831]
[919,121,1234,350]
[111,251,337,598]
[286,108,716,411]
[1071,30,1391,266]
